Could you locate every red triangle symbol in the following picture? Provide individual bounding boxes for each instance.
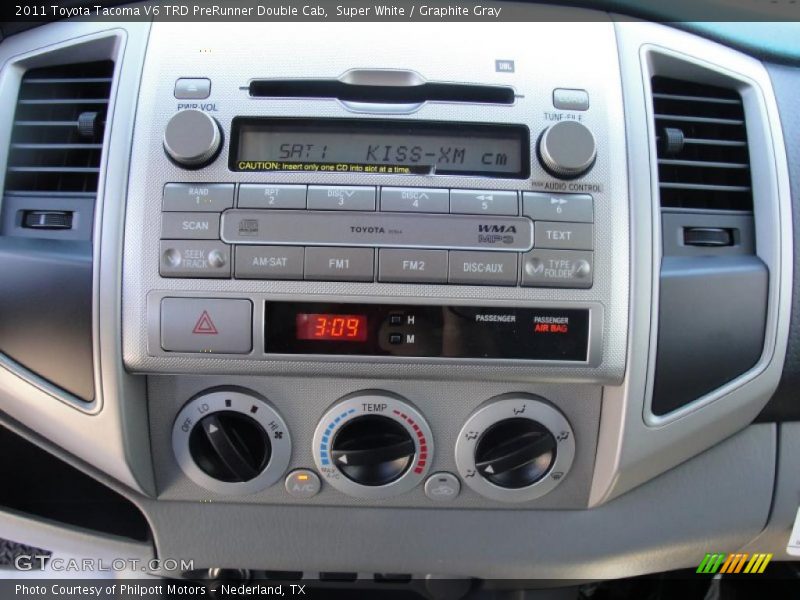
[192,310,218,335]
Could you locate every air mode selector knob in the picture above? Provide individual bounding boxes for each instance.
[455,395,575,503]
[163,109,222,168]
[538,120,596,179]
[474,418,556,489]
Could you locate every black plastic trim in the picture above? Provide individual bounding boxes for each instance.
[652,256,768,416]
[0,236,94,401]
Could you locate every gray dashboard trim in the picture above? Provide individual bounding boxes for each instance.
[591,20,793,505]
[0,21,154,494]
[145,423,775,578]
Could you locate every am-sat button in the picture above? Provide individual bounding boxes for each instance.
[160,298,252,353]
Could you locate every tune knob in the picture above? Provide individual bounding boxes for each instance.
[538,120,596,179]
[313,392,433,499]
[163,109,222,168]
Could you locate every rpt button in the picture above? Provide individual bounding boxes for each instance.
[448,251,518,286]
[162,183,234,212]
[160,298,252,353]
[238,184,306,209]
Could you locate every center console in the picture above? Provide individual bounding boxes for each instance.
[123,20,628,509]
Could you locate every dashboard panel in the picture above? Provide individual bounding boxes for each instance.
[0,5,796,583]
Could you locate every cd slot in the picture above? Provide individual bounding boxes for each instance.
[248,79,515,105]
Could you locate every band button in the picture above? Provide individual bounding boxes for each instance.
[162,183,234,212]
[378,249,448,283]
[448,251,518,286]
[304,247,374,282]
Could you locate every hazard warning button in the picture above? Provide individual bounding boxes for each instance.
[160,298,252,354]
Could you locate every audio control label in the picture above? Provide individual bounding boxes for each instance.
[221,210,534,252]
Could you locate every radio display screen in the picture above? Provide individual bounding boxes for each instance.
[231,118,529,178]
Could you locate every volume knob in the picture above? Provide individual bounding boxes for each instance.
[538,120,596,179]
[163,109,222,168]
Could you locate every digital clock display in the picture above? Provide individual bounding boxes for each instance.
[231,118,529,178]
[296,313,368,342]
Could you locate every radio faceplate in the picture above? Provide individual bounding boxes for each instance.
[123,20,629,383]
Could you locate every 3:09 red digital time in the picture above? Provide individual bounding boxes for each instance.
[295,314,368,342]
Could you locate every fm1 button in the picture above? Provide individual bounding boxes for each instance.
[285,469,322,498]
[424,472,461,502]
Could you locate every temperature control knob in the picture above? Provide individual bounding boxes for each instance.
[313,392,433,499]
[330,415,416,486]
[455,395,575,503]
[163,109,222,168]
[538,120,596,179]
[172,389,291,495]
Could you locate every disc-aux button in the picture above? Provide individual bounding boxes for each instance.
[449,251,518,286]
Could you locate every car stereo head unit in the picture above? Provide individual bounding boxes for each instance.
[125,22,629,382]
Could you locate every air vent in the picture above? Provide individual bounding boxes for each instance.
[652,76,753,211]
[4,60,113,195]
